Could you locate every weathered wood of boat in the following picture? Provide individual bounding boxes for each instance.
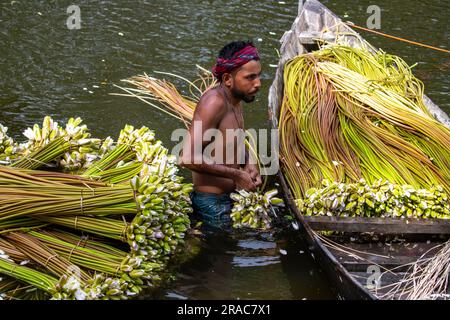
[268,0,450,300]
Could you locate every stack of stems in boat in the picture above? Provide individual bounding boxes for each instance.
[278,45,449,218]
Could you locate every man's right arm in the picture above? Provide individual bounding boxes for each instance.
[180,93,256,191]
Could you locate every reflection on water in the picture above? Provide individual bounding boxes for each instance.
[153,229,336,300]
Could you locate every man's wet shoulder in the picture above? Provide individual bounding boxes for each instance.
[200,87,225,101]
[197,88,227,111]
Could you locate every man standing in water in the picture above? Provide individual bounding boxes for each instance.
[181,41,263,230]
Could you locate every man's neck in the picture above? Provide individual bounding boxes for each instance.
[219,84,241,107]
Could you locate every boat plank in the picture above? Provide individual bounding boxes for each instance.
[304,216,450,234]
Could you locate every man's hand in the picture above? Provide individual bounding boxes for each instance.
[234,170,257,191]
[244,163,262,188]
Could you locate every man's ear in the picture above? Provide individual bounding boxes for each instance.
[222,73,233,87]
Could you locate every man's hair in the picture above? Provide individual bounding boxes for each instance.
[217,40,255,60]
[214,41,258,82]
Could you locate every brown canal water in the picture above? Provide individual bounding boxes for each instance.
[1,0,448,300]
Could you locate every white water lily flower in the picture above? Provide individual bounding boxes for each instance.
[0,254,13,262]
[64,276,81,291]
[23,128,35,140]
[75,138,92,145]
[74,288,87,300]
[165,167,178,177]
[332,198,339,210]
[110,279,120,288]
[238,189,250,197]
[85,153,98,163]
[87,287,101,300]
[134,256,143,267]
[154,231,164,239]
[65,123,74,134]
[136,154,144,162]
[66,125,81,137]
[51,121,58,131]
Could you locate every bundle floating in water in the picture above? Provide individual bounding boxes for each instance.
[0,124,16,163]
[0,118,193,300]
[9,116,103,171]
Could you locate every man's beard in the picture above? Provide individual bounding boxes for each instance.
[231,87,256,103]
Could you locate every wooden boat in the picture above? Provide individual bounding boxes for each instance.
[268,0,450,300]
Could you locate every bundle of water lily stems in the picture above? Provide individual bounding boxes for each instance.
[0,117,192,300]
[279,44,449,219]
[115,67,285,230]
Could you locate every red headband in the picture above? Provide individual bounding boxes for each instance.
[212,45,260,80]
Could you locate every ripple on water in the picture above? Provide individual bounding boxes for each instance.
[237,239,277,250]
[232,255,280,267]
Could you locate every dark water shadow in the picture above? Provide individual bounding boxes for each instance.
[147,224,337,300]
